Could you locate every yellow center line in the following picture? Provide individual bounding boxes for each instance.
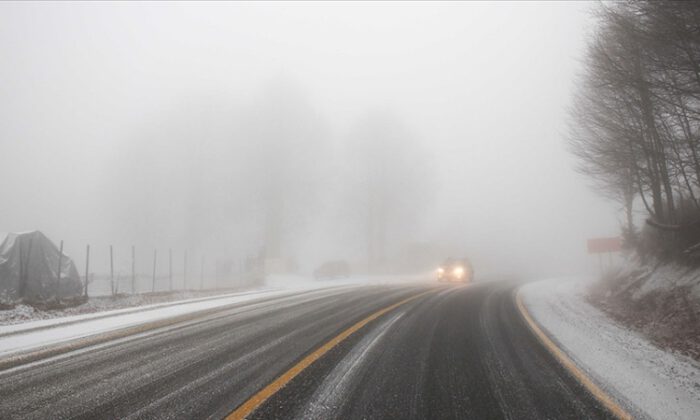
[515,290,632,420]
[226,289,435,420]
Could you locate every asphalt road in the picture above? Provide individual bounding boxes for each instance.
[0,281,614,419]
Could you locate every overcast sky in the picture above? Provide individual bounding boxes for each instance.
[0,1,618,277]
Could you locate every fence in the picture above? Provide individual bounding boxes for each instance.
[68,244,264,298]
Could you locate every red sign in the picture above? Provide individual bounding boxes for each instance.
[587,237,622,254]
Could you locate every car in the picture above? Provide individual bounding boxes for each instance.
[314,260,351,280]
[436,258,473,283]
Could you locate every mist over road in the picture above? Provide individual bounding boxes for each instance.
[0,281,613,419]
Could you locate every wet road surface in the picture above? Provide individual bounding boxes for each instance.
[0,281,613,419]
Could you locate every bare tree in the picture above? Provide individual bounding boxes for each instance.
[571,1,700,256]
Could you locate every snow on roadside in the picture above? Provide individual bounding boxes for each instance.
[520,277,700,420]
[0,289,276,336]
[0,276,389,358]
[0,289,290,356]
[0,274,425,360]
[0,287,348,358]
[0,288,271,326]
[0,274,428,328]
[610,255,700,301]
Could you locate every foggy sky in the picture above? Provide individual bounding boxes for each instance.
[0,1,618,278]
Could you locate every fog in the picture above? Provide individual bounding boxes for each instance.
[0,2,618,280]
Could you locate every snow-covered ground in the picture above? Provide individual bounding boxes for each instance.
[0,288,306,358]
[0,275,427,360]
[611,255,700,301]
[0,288,278,336]
[520,278,700,420]
[0,288,272,325]
[1,273,428,326]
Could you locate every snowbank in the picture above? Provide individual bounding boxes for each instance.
[520,278,700,420]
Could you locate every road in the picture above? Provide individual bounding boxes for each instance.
[0,281,615,419]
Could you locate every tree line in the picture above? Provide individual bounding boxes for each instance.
[108,83,435,273]
[570,1,700,258]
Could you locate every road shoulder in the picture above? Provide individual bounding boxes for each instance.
[0,287,352,370]
[519,278,700,420]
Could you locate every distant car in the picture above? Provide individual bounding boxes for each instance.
[436,258,473,283]
[314,260,350,280]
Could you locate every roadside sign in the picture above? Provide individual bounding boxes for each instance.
[587,237,621,254]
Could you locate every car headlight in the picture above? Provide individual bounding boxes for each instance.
[452,266,465,278]
[436,267,444,275]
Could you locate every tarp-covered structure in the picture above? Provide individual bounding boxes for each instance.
[0,231,82,305]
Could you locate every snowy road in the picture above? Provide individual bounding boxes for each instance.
[0,281,616,419]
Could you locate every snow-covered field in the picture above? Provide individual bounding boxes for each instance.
[520,278,700,420]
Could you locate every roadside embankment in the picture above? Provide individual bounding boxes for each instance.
[520,278,700,420]
[590,258,700,361]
